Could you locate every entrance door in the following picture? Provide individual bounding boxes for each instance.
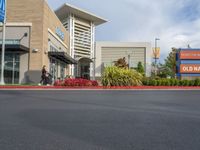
[3,53,20,84]
[49,58,58,82]
[81,65,90,79]
[77,58,91,80]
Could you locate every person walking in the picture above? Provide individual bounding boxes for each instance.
[39,65,47,85]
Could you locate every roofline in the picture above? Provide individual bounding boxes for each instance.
[95,41,151,46]
[55,3,108,25]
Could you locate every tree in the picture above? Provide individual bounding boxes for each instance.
[114,57,128,69]
[136,62,144,74]
[156,48,177,78]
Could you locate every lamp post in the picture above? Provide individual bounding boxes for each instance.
[0,0,7,85]
[126,51,133,69]
[154,38,160,75]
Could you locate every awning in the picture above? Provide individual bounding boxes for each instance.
[48,51,77,64]
[0,44,29,53]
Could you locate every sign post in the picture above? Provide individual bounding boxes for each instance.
[0,0,6,85]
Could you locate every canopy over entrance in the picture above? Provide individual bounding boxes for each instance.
[0,44,29,53]
[48,51,77,64]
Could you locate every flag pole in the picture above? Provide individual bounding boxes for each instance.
[0,0,6,85]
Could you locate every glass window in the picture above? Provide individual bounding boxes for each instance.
[2,53,20,84]
[60,63,65,80]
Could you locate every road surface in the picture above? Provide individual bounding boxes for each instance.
[0,90,200,150]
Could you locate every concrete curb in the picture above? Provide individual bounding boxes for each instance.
[1,86,200,90]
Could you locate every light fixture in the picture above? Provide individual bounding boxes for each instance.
[32,48,39,53]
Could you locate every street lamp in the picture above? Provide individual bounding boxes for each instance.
[126,50,134,69]
[154,38,160,75]
[154,38,160,64]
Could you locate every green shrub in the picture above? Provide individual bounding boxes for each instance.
[160,79,165,86]
[145,79,150,86]
[189,80,195,86]
[142,78,199,86]
[148,80,153,86]
[178,80,182,86]
[155,80,160,86]
[101,66,143,86]
[194,79,200,86]
[170,79,177,86]
[169,79,173,86]
[166,80,171,86]
[152,79,157,86]
[174,79,179,86]
[142,78,150,86]
[182,80,189,86]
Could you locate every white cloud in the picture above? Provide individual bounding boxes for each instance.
[48,0,200,61]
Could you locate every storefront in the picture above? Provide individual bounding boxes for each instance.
[2,0,77,84]
[0,25,30,84]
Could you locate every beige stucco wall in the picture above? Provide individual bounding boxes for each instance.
[7,0,70,83]
[43,0,70,70]
[7,0,70,70]
[20,53,29,83]
[7,0,44,70]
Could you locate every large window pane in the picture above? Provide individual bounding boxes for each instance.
[0,53,20,84]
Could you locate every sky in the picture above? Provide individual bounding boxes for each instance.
[48,0,200,62]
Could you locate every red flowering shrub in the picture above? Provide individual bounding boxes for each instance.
[91,80,98,86]
[54,78,98,87]
[54,80,64,86]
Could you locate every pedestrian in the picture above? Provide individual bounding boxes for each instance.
[39,65,47,85]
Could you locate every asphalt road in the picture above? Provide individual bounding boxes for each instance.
[1,90,200,150]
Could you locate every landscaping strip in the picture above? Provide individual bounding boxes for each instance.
[1,86,200,89]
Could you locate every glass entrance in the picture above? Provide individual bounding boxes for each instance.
[60,63,65,80]
[0,53,20,84]
[80,65,90,79]
[77,58,91,80]
[49,58,58,82]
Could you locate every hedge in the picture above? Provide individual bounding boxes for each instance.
[142,78,200,86]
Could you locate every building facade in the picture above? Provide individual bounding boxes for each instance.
[0,0,76,84]
[55,3,107,79]
[1,0,152,84]
[95,42,152,78]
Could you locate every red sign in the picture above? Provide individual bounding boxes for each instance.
[180,64,200,73]
[180,51,200,59]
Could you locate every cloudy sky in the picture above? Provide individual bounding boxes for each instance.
[48,0,200,61]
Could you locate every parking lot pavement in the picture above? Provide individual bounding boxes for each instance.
[1,90,200,150]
